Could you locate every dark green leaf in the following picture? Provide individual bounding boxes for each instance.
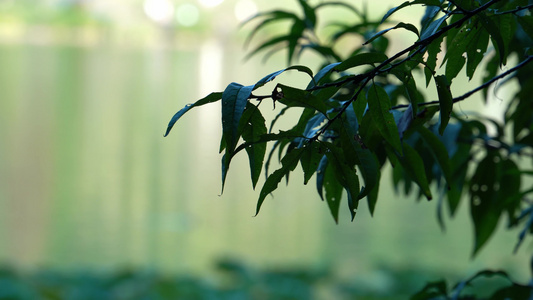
[300,142,325,184]
[478,13,507,65]
[242,10,299,48]
[382,0,441,24]
[307,62,341,89]
[367,84,403,153]
[222,83,254,153]
[164,92,222,137]
[417,126,453,186]
[316,155,328,200]
[435,75,453,135]
[221,83,254,190]
[420,14,447,40]
[334,52,389,72]
[254,65,314,90]
[241,104,267,189]
[298,0,316,30]
[277,84,328,114]
[466,28,490,80]
[315,1,363,17]
[396,104,414,140]
[245,35,296,61]
[324,143,360,221]
[470,153,503,256]
[424,34,444,86]
[364,22,419,45]
[323,157,344,223]
[256,148,305,215]
[396,143,433,200]
[288,19,306,64]
[355,148,381,205]
[517,15,533,41]
[300,44,342,62]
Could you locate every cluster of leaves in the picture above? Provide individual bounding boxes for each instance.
[0,262,325,300]
[413,270,532,299]
[4,262,518,299]
[165,0,533,295]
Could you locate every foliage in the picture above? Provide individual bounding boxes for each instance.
[165,0,533,298]
[0,262,458,299]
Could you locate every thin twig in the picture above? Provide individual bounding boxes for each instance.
[391,56,533,110]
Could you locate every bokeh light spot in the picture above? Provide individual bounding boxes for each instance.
[198,0,224,8]
[176,4,199,27]
[234,0,258,22]
[143,0,175,24]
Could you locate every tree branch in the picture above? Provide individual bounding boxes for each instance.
[391,56,533,110]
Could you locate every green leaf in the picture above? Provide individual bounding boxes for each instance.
[420,14,447,40]
[164,92,222,137]
[307,62,341,89]
[242,10,299,48]
[323,157,344,223]
[334,52,389,72]
[277,84,328,115]
[316,155,328,200]
[517,15,533,41]
[300,142,325,184]
[465,26,490,80]
[470,153,502,256]
[241,104,267,189]
[298,0,316,30]
[367,84,403,153]
[417,126,453,186]
[256,147,305,216]
[363,22,419,45]
[288,19,306,64]
[381,0,441,24]
[245,35,296,61]
[221,83,254,190]
[396,104,414,140]
[300,44,342,62]
[435,75,453,135]
[395,143,432,200]
[254,65,314,90]
[424,34,444,86]
[222,83,254,153]
[355,148,381,205]
[478,13,507,65]
[324,143,360,221]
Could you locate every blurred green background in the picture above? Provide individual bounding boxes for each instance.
[0,0,530,298]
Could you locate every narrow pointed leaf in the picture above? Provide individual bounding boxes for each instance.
[254,65,314,90]
[277,84,328,114]
[470,153,502,256]
[417,126,453,186]
[242,10,298,48]
[323,160,344,223]
[256,148,305,215]
[363,22,419,45]
[435,75,453,135]
[221,83,254,191]
[335,52,389,72]
[324,143,360,220]
[241,104,267,189]
[307,62,341,89]
[381,0,441,24]
[165,92,222,137]
[397,144,433,200]
[222,83,254,153]
[316,155,328,200]
[367,84,403,153]
[300,142,325,184]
